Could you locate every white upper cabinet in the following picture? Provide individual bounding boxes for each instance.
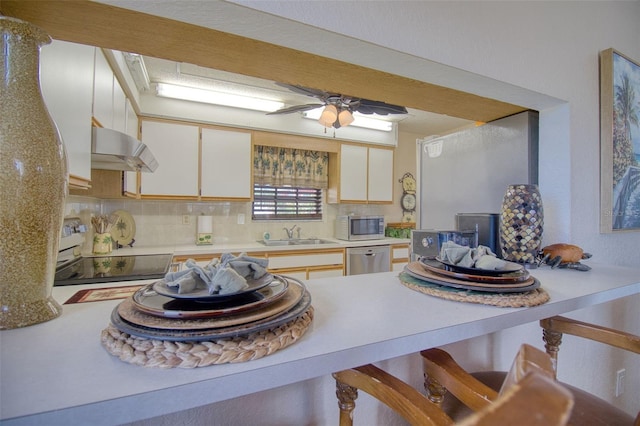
[339,144,368,202]
[112,78,127,133]
[138,121,252,200]
[200,128,252,199]
[139,120,199,197]
[93,49,114,129]
[40,40,94,188]
[123,99,139,195]
[367,147,394,202]
[335,144,394,203]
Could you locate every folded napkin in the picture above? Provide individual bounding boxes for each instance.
[439,241,510,271]
[163,253,269,295]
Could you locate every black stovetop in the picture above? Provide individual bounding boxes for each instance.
[54,253,173,286]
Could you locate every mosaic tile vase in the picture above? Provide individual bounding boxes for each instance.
[499,184,544,266]
[0,17,67,329]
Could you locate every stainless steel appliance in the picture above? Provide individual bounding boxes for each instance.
[411,229,477,259]
[335,215,385,241]
[54,217,172,286]
[417,111,538,231]
[346,246,390,275]
[91,127,158,172]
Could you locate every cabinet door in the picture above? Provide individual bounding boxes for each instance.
[200,128,252,199]
[139,121,199,197]
[123,99,139,195]
[339,144,368,201]
[93,49,114,128]
[112,79,126,133]
[308,267,344,279]
[40,40,94,187]
[367,148,394,202]
[391,244,410,272]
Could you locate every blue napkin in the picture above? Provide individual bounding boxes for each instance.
[164,253,269,295]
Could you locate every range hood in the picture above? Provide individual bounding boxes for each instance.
[91,127,158,172]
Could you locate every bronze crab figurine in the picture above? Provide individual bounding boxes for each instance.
[537,243,592,271]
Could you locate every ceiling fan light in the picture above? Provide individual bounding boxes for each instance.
[338,109,354,127]
[318,104,338,127]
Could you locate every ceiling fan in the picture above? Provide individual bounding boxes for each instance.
[267,83,407,129]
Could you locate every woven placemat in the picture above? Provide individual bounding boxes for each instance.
[101,306,314,368]
[399,273,549,308]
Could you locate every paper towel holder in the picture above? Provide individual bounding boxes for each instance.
[196,213,213,245]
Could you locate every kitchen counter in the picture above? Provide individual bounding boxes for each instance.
[85,237,410,257]
[1,262,638,425]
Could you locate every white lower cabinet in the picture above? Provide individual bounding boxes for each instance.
[391,243,410,271]
[173,249,346,280]
[253,249,345,280]
[308,267,345,279]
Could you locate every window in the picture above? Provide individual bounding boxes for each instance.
[252,184,323,220]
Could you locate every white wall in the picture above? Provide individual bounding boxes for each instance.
[102,1,640,424]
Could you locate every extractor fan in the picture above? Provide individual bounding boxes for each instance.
[267,83,407,129]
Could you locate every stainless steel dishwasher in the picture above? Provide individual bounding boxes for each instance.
[346,246,391,275]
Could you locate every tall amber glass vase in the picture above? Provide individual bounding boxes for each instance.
[0,17,67,329]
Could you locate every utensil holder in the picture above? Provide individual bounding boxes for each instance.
[93,233,113,255]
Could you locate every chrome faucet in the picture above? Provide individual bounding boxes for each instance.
[283,224,299,240]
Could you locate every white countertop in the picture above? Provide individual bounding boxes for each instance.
[1,262,638,425]
[85,237,410,258]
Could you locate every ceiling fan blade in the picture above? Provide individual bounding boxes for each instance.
[356,99,408,115]
[266,103,324,115]
[274,83,330,99]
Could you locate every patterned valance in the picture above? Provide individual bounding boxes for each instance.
[253,146,329,189]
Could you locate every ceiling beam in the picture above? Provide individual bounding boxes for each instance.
[1,0,527,122]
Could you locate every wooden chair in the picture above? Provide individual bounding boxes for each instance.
[421,316,640,426]
[333,344,573,426]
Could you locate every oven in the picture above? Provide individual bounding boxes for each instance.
[54,217,173,286]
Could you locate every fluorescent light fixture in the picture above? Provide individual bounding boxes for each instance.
[156,83,284,112]
[123,53,150,92]
[303,108,393,132]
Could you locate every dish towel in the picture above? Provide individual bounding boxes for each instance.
[439,241,512,270]
[163,253,269,295]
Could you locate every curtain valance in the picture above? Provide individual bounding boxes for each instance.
[253,146,329,189]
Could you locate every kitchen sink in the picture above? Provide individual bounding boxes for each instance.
[293,238,334,245]
[258,238,334,246]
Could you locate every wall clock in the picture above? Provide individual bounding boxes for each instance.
[399,172,416,222]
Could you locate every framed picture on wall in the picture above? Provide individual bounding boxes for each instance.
[600,48,640,233]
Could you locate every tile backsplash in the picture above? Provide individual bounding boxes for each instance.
[65,195,386,251]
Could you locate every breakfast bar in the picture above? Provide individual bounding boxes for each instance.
[1,263,639,425]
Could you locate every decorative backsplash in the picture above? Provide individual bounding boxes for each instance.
[65,195,387,251]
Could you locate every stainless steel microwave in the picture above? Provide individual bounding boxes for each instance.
[335,215,385,241]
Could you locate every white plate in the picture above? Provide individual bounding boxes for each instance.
[435,256,523,275]
[111,210,136,247]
